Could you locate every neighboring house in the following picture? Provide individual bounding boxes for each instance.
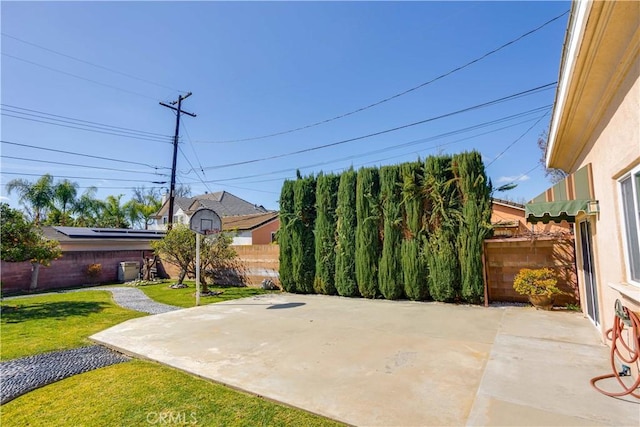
[150,191,270,230]
[491,198,570,237]
[222,212,280,245]
[525,1,639,340]
[1,226,165,294]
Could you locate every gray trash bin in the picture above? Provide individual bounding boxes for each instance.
[118,261,140,282]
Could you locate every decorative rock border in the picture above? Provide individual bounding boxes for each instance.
[0,287,180,404]
[0,345,130,404]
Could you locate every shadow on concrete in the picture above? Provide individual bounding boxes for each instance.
[266,302,306,310]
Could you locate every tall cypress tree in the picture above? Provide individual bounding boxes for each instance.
[292,174,316,294]
[401,161,428,301]
[355,167,380,298]
[378,165,404,300]
[278,179,296,292]
[453,151,492,304]
[423,155,460,302]
[314,173,340,295]
[335,169,359,297]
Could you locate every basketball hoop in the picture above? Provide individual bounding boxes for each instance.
[189,208,222,236]
[189,208,223,307]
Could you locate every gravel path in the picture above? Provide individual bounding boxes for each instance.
[0,286,180,404]
[84,287,179,314]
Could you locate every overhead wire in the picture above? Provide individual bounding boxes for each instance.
[485,110,551,167]
[1,112,173,144]
[191,105,551,184]
[0,171,168,184]
[180,121,207,178]
[193,82,556,171]
[2,53,161,101]
[178,145,214,194]
[1,104,172,138]
[1,140,170,170]
[0,182,166,191]
[196,10,569,144]
[1,32,187,93]
[0,155,171,176]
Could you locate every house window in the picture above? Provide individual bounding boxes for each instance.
[173,215,182,224]
[271,231,277,243]
[620,165,640,285]
[162,216,168,225]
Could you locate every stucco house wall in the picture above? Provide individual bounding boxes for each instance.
[252,219,279,245]
[544,0,640,340]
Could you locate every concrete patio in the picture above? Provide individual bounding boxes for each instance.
[91,294,639,426]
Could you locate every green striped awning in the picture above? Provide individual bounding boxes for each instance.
[525,164,596,224]
[525,200,590,224]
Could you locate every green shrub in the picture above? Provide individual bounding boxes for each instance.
[454,151,492,304]
[292,174,316,294]
[314,173,340,295]
[378,165,404,300]
[401,161,428,301]
[335,169,359,297]
[513,268,564,297]
[278,180,296,292]
[355,167,380,298]
[423,155,460,301]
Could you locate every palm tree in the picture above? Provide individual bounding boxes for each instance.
[6,174,55,225]
[48,179,79,226]
[73,187,102,227]
[121,186,163,229]
[97,195,130,228]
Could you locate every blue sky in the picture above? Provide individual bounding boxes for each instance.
[1,1,570,213]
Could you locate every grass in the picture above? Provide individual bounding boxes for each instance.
[0,284,341,426]
[0,360,344,427]
[130,280,276,308]
[0,291,145,361]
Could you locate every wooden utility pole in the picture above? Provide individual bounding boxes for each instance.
[160,92,196,230]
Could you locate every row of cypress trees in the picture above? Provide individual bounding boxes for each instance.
[278,151,492,304]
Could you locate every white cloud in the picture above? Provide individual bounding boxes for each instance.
[0,196,8,201]
[497,175,530,183]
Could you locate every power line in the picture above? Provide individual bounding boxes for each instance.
[192,105,550,184]
[181,121,207,177]
[2,32,187,93]
[0,182,166,191]
[1,155,171,176]
[2,104,172,138]
[2,53,160,101]
[1,112,173,144]
[485,110,551,167]
[0,171,168,184]
[1,140,170,170]
[178,146,213,194]
[195,82,556,171]
[197,10,569,144]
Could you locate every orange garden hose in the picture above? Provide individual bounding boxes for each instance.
[590,300,640,398]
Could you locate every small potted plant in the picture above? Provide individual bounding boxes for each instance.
[513,267,565,310]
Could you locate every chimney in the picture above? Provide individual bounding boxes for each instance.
[162,191,169,205]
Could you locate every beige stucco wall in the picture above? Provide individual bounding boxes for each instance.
[572,63,640,338]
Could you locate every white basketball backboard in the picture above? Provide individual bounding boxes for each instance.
[189,208,222,235]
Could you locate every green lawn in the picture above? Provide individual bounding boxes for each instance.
[132,280,276,308]
[0,285,341,426]
[0,360,343,427]
[0,291,145,361]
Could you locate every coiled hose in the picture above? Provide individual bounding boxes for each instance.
[590,299,640,398]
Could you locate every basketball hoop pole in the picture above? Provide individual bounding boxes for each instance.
[195,233,201,306]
